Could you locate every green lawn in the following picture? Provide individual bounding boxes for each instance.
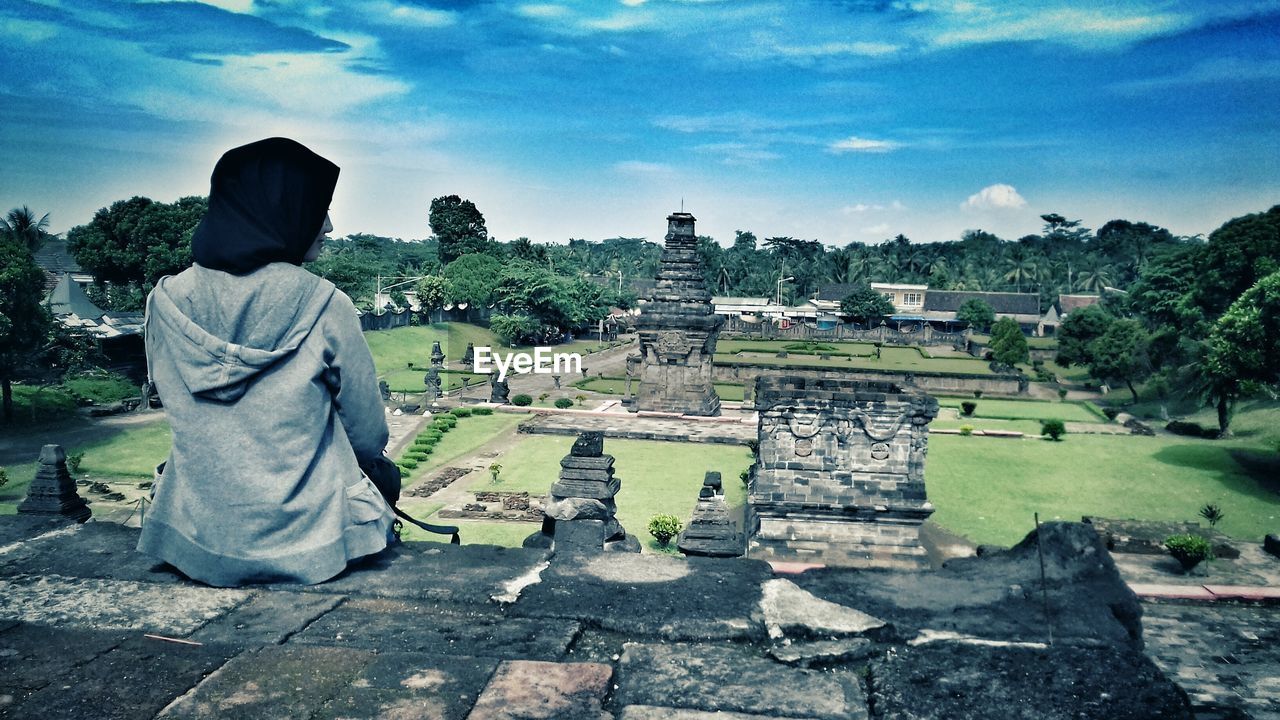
[716,346,997,376]
[927,433,1280,546]
[397,412,524,483]
[364,323,501,373]
[382,368,489,393]
[716,339,878,357]
[423,435,754,552]
[931,417,1044,434]
[935,397,1105,424]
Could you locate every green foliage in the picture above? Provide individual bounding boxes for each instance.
[443,253,504,307]
[66,452,84,474]
[490,313,541,346]
[1087,319,1151,403]
[472,407,494,415]
[955,298,996,332]
[647,513,683,546]
[1057,387,1068,400]
[959,424,974,436]
[1056,305,1112,367]
[488,463,503,484]
[0,206,53,251]
[1199,503,1225,528]
[398,458,419,470]
[839,285,895,324]
[450,407,473,417]
[1102,407,1120,421]
[67,196,206,308]
[554,398,574,409]
[1164,533,1213,572]
[413,275,449,312]
[430,195,491,264]
[432,415,457,429]
[511,394,533,406]
[960,401,977,416]
[1196,205,1280,317]
[574,394,586,406]
[0,467,7,489]
[989,317,1029,366]
[1040,418,1066,441]
[0,237,54,421]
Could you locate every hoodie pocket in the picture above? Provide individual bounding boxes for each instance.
[345,477,391,525]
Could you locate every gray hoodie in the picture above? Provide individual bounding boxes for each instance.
[138,262,394,586]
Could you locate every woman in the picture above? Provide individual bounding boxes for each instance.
[138,137,395,586]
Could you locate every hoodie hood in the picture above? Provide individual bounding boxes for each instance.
[146,263,337,402]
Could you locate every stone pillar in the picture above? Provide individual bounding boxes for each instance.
[17,445,91,523]
[634,212,723,416]
[461,342,475,367]
[677,472,743,558]
[430,340,446,367]
[746,376,939,570]
[527,432,640,553]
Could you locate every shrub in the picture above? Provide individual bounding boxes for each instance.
[512,394,533,406]
[575,394,587,406]
[403,451,430,462]
[414,435,439,447]
[554,398,574,409]
[538,393,550,402]
[433,415,457,428]
[1164,534,1213,572]
[1057,388,1068,400]
[1102,407,1120,421]
[959,425,974,436]
[489,463,503,484]
[66,451,85,474]
[450,407,472,417]
[960,401,977,417]
[1199,503,1225,528]
[1165,420,1216,439]
[1040,419,1066,441]
[647,514,683,547]
[472,407,494,415]
[739,469,750,486]
[973,390,983,399]
[0,467,8,489]
[398,458,419,470]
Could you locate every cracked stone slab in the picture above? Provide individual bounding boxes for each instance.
[760,579,886,640]
[0,521,186,584]
[292,598,580,660]
[0,623,130,710]
[0,574,249,635]
[468,659,613,720]
[767,638,879,668]
[282,542,553,604]
[311,651,501,720]
[509,553,772,640]
[616,642,868,720]
[189,591,344,648]
[159,645,375,719]
[11,632,236,720]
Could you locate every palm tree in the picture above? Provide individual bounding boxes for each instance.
[0,206,51,251]
[1003,251,1038,292]
[1075,256,1114,293]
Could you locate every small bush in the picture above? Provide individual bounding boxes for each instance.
[414,437,438,449]
[512,394,533,406]
[66,451,85,474]
[1102,407,1120,421]
[538,393,550,402]
[554,398,574,409]
[960,401,977,417]
[489,463,503,484]
[959,425,974,436]
[744,438,759,453]
[1057,387,1068,400]
[648,514,683,547]
[398,458,419,470]
[575,394,587,406]
[403,451,430,462]
[1199,503,1225,528]
[432,415,458,429]
[472,407,494,415]
[973,390,983,399]
[450,407,472,417]
[1040,419,1066,441]
[1164,534,1213,572]
[1166,420,1217,439]
[739,469,750,486]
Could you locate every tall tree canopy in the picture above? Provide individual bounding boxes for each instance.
[0,206,53,252]
[839,285,895,325]
[430,195,490,264]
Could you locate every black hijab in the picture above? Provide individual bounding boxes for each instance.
[190,137,339,274]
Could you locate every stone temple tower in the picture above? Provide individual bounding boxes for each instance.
[634,212,724,416]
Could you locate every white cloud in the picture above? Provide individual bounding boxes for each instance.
[829,136,900,153]
[613,160,674,176]
[517,4,571,19]
[767,40,902,59]
[361,1,457,27]
[581,12,655,32]
[930,7,1186,49]
[621,0,648,6]
[693,142,781,164]
[962,183,1027,210]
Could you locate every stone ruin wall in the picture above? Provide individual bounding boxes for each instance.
[747,376,939,570]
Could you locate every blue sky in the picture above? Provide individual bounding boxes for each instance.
[1,0,1277,247]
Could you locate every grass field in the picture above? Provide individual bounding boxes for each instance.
[416,435,754,552]
[935,397,1105,424]
[382,368,489,393]
[396,412,524,483]
[364,323,501,373]
[927,433,1280,546]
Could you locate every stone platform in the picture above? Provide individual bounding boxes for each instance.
[0,516,1204,719]
[518,412,754,445]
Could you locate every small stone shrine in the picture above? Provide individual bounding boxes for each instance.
[17,444,91,523]
[490,376,509,404]
[747,376,939,570]
[634,212,723,416]
[526,431,640,553]
[430,340,446,367]
[461,342,475,367]
[677,471,743,558]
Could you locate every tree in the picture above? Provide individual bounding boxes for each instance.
[413,275,449,314]
[489,313,539,346]
[1056,304,1112,367]
[429,195,490,264]
[1195,204,1280,318]
[0,206,52,252]
[989,317,1029,367]
[0,238,51,421]
[955,298,995,332]
[67,196,206,310]
[1087,319,1150,403]
[443,253,504,307]
[839,285,895,325]
[1200,270,1280,434]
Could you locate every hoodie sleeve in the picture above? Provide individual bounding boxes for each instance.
[320,291,389,463]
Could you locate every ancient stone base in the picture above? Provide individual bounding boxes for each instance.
[17,444,91,523]
[749,514,930,570]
